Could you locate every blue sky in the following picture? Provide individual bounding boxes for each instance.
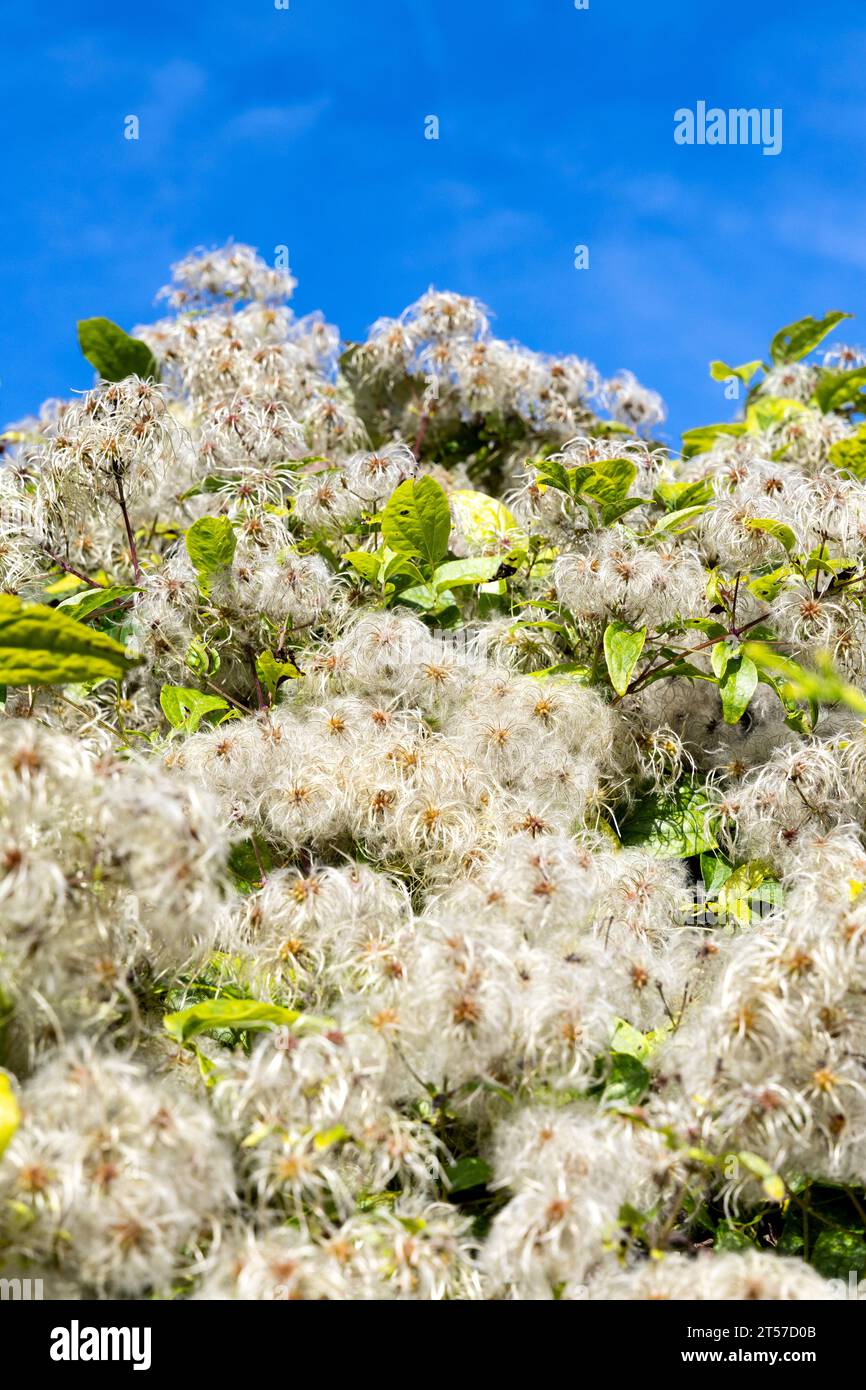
[2,0,865,443]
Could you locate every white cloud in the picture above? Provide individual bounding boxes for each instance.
[222,99,330,143]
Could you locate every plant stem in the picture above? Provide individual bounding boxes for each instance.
[844,1185,866,1229]
[653,1175,694,1251]
[200,676,254,716]
[113,464,141,583]
[248,649,266,710]
[41,547,106,588]
[250,833,268,886]
[614,613,768,702]
[413,412,430,459]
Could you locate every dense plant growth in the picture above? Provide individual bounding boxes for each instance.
[2,245,866,1299]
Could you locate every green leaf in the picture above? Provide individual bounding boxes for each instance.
[650,503,709,534]
[444,1157,493,1193]
[598,496,644,526]
[584,457,637,493]
[714,649,759,725]
[745,397,808,433]
[345,544,431,596]
[381,551,428,587]
[537,458,644,524]
[713,1221,757,1252]
[828,426,866,481]
[529,662,592,682]
[381,477,451,570]
[0,595,139,686]
[580,458,641,524]
[533,458,617,515]
[397,582,456,615]
[603,620,646,696]
[744,518,798,553]
[610,1018,665,1062]
[0,1072,20,1159]
[618,1202,653,1239]
[77,316,160,382]
[255,651,302,699]
[185,635,218,679]
[710,359,764,385]
[810,1230,866,1282]
[681,423,746,459]
[813,366,866,415]
[160,684,231,732]
[744,643,866,716]
[769,311,851,365]
[536,459,593,497]
[180,474,235,500]
[449,489,526,559]
[344,550,382,583]
[57,584,138,623]
[701,852,733,896]
[227,836,272,892]
[600,1053,650,1108]
[620,782,718,859]
[747,564,791,602]
[432,556,503,591]
[164,998,333,1044]
[810,546,860,578]
[653,478,714,510]
[185,515,236,589]
[717,860,783,925]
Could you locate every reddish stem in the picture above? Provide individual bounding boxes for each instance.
[41,547,106,589]
[113,464,141,583]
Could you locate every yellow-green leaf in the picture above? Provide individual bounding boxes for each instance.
[185,515,236,589]
[603,620,646,696]
[57,584,138,623]
[0,1072,20,1158]
[713,648,758,725]
[769,311,851,365]
[314,1124,350,1152]
[814,366,866,414]
[449,489,526,558]
[745,517,798,553]
[159,684,232,732]
[432,556,503,591]
[381,476,451,569]
[829,426,866,481]
[745,397,808,433]
[255,651,302,698]
[681,423,746,458]
[164,997,334,1044]
[744,643,866,716]
[709,359,764,385]
[0,595,139,686]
